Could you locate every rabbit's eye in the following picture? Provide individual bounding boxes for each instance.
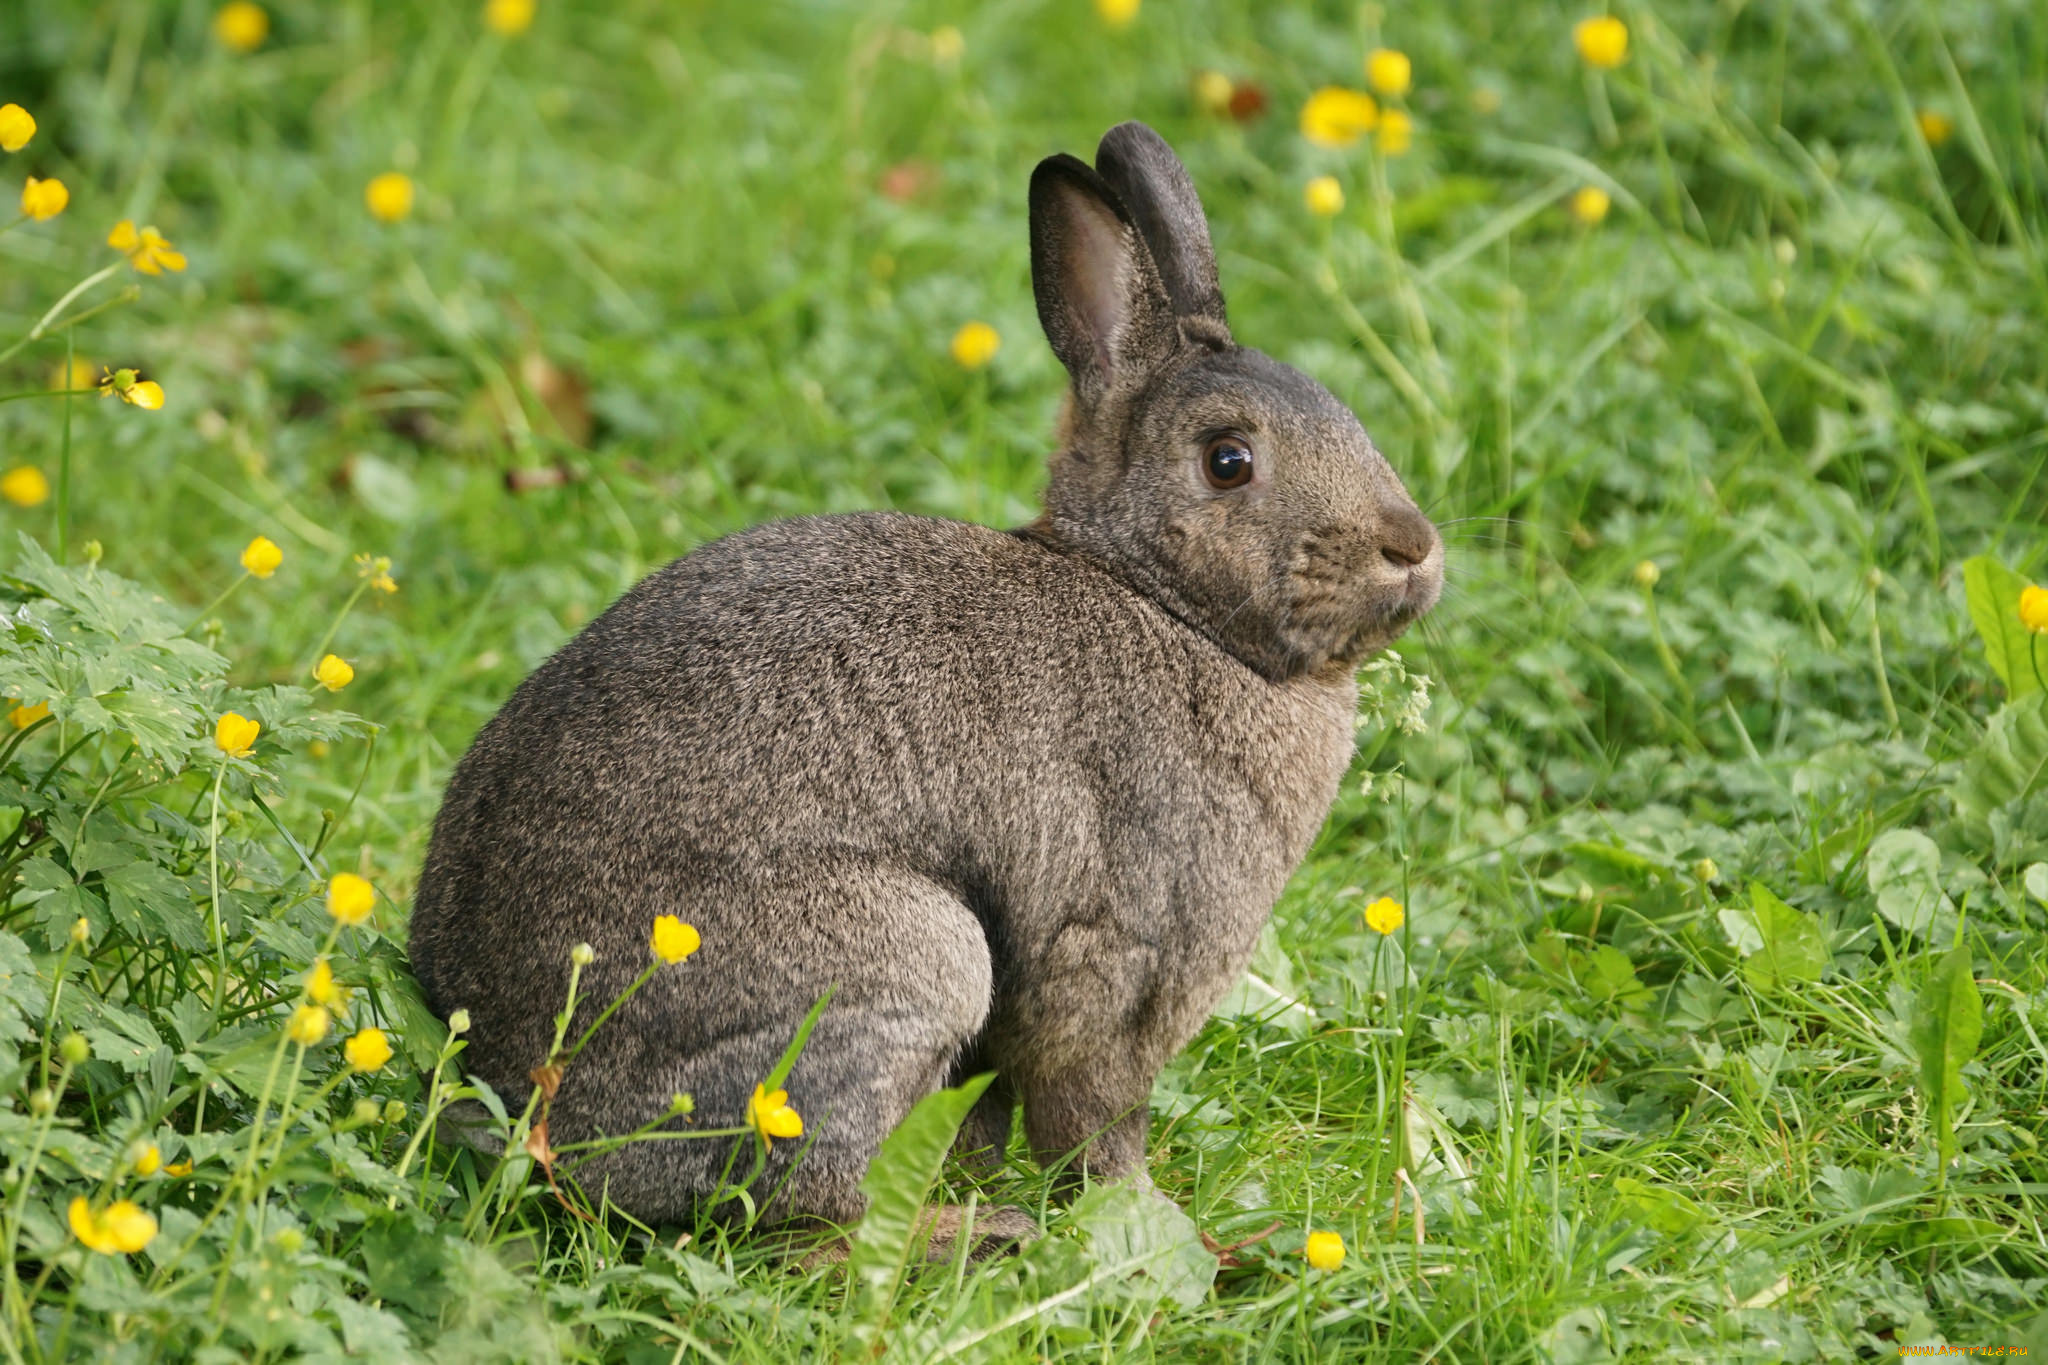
[1203,435,1256,490]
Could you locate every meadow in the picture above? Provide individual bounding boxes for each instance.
[2,0,2046,1359]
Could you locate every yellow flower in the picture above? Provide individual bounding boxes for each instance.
[131,1142,162,1176]
[107,221,188,275]
[1095,0,1139,28]
[1569,186,1612,225]
[1573,15,1629,69]
[1365,48,1412,97]
[213,2,269,52]
[1193,70,1235,115]
[240,535,282,578]
[164,1160,193,1177]
[214,712,261,759]
[0,104,34,153]
[124,380,165,411]
[1364,896,1404,935]
[485,0,535,35]
[929,25,964,64]
[651,914,702,964]
[749,1084,803,1146]
[1916,110,1953,148]
[1303,175,1345,217]
[314,654,355,692]
[69,1198,158,1255]
[2019,584,2048,634]
[9,700,50,729]
[344,1027,393,1073]
[1304,1229,1345,1271]
[288,1004,330,1047]
[327,872,376,926]
[2,466,50,507]
[950,321,1000,370]
[53,356,96,392]
[1300,87,1379,149]
[20,176,67,221]
[1376,109,1414,157]
[306,958,340,1006]
[355,552,399,592]
[365,172,414,223]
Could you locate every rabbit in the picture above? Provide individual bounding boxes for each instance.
[406,121,1442,1256]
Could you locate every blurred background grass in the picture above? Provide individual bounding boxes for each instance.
[3,0,2047,1357]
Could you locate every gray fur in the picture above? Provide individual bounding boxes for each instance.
[407,122,1442,1235]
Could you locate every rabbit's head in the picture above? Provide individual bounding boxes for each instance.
[1030,122,1442,682]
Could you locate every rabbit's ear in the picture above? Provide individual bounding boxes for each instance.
[1093,122,1227,333]
[1029,153,1179,398]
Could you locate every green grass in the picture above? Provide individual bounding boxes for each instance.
[2,0,2046,1358]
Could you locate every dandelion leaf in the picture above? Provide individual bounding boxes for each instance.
[1953,694,2048,837]
[1741,883,1828,991]
[1963,555,2042,699]
[1909,946,1982,1171]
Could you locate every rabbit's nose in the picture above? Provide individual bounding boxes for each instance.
[1378,502,1438,569]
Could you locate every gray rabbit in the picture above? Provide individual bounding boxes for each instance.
[407,122,1441,1253]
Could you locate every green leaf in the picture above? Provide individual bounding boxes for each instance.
[1741,883,1828,991]
[1865,830,1957,941]
[846,1073,993,1345]
[1612,1176,1705,1236]
[1953,694,2048,833]
[1071,1180,1217,1310]
[1909,946,1983,1172]
[1963,556,2043,698]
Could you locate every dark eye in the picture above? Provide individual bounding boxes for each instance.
[1203,434,1255,490]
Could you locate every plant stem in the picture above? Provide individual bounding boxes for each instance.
[0,263,124,367]
[184,571,252,636]
[58,335,74,560]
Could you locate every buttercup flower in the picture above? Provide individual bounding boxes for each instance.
[9,700,50,728]
[69,916,90,945]
[125,380,164,410]
[21,176,67,221]
[164,1160,194,1177]
[749,1084,803,1146]
[2,467,50,507]
[288,1004,330,1046]
[1304,175,1344,217]
[950,321,1000,370]
[69,1198,157,1255]
[651,914,702,964]
[0,104,33,153]
[929,25,964,64]
[365,172,414,223]
[241,535,282,578]
[1364,896,1404,935]
[344,1027,393,1073]
[213,2,269,52]
[1376,109,1414,157]
[1304,1229,1345,1271]
[130,1142,162,1176]
[485,0,534,36]
[1570,186,1611,224]
[1366,48,1412,97]
[327,873,376,926]
[1300,87,1378,148]
[1194,70,1234,115]
[108,221,188,274]
[306,958,341,1006]
[314,654,355,692]
[214,712,261,758]
[2019,584,2048,634]
[1573,15,1629,69]
[1916,110,1953,147]
[1095,0,1139,28]
[53,356,96,392]
[355,553,398,593]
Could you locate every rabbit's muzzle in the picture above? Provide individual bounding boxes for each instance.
[1287,504,1443,657]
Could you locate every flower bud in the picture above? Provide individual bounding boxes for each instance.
[570,943,594,967]
[1633,559,1661,589]
[272,1227,305,1254]
[669,1092,694,1116]
[59,1032,91,1066]
[1692,858,1720,884]
[352,1098,382,1126]
[447,1008,471,1035]
[69,917,90,945]
[82,540,103,566]
[28,1088,55,1116]
[382,1100,406,1125]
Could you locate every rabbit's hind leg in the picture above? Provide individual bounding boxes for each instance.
[560,865,996,1245]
